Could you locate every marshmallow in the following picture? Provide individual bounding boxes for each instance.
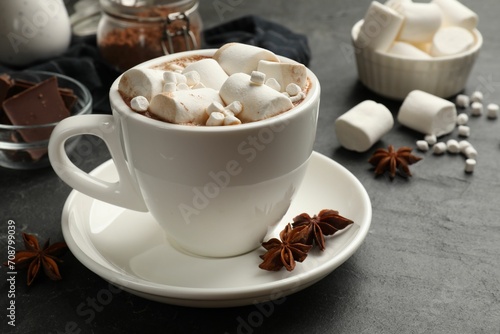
[456,113,469,125]
[219,73,293,123]
[130,96,149,112]
[250,71,266,85]
[458,140,471,152]
[176,83,190,91]
[206,112,225,126]
[471,102,483,116]
[447,139,460,154]
[384,0,412,10]
[416,140,429,152]
[424,134,437,145]
[470,91,483,103]
[163,82,176,93]
[430,26,475,57]
[395,3,442,44]
[257,60,308,91]
[487,103,499,119]
[286,83,302,97]
[464,158,476,173]
[433,142,447,155]
[432,0,478,30]
[397,90,457,137]
[464,145,478,159]
[149,88,222,125]
[213,43,280,75]
[355,1,404,52]
[183,71,201,86]
[226,101,243,115]
[118,68,164,102]
[458,125,470,137]
[455,94,470,108]
[334,100,394,152]
[386,41,432,59]
[182,58,229,91]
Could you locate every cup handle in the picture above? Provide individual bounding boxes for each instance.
[48,114,148,212]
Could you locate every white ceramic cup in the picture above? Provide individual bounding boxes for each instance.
[49,49,320,257]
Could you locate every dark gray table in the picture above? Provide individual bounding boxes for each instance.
[2,0,499,333]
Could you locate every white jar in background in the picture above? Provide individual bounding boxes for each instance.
[0,0,71,67]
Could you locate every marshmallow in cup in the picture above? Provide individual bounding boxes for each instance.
[48,47,321,258]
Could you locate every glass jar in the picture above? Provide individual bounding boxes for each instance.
[97,0,202,72]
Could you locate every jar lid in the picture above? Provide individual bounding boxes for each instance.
[70,0,102,36]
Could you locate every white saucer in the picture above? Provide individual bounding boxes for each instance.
[61,151,372,308]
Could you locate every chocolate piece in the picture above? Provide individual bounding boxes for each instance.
[2,76,70,143]
[0,74,14,124]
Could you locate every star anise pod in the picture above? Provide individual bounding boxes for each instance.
[259,223,312,271]
[368,145,422,179]
[292,209,354,250]
[4,232,68,286]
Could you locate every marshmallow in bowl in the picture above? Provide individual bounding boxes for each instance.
[430,26,475,57]
[387,41,432,59]
[433,0,478,30]
[118,68,164,102]
[394,2,442,44]
[149,88,222,125]
[335,100,394,152]
[182,58,228,90]
[219,73,293,123]
[213,43,280,75]
[397,90,457,137]
[355,1,404,52]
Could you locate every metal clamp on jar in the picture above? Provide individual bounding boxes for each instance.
[97,0,202,72]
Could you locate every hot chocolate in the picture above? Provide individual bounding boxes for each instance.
[118,43,310,126]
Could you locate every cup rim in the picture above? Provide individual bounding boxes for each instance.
[109,49,320,133]
[351,19,483,62]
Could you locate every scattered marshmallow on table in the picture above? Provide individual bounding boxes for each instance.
[424,134,437,145]
[432,0,478,30]
[257,60,308,90]
[398,90,457,137]
[433,142,447,155]
[455,94,470,108]
[487,103,499,119]
[213,43,280,75]
[387,41,432,59]
[458,125,470,137]
[470,91,483,103]
[464,159,476,173]
[182,58,229,91]
[355,1,404,52]
[416,140,429,152]
[446,139,460,153]
[456,113,468,125]
[118,68,164,102]
[471,102,483,116]
[395,2,442,44]
[149,88,222,125]
[219,73,293,123]
[334,100,394,152]
[430,26,475,57]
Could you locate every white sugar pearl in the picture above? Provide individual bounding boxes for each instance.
[471,102,483,116]
[447,139,460,153]
[487,103,499,119]
[286,83,302,96]
[416,140,429,152]
[455,94,470,108]
[206,112,225,126]
[250,71,266,85]
[130,96,150,112]
[464,159,476,173]
[470,91,483,103]
[265,78,281,92]
[433,142,447,155]
[458,125,470,137]
[425,134,437,145]
[456,113,469,125]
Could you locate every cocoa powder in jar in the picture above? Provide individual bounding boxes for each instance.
[98,5,202,72]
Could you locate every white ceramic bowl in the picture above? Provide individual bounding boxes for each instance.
[351,20,483,100]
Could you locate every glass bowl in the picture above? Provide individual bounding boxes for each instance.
[0,71,92,170]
